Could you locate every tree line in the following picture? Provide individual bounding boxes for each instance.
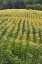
[0,0,42,10]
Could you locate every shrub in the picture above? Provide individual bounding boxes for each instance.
[26,4,42,10]
[0,5,3,10]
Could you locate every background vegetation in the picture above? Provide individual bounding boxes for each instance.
[0,0,42,10]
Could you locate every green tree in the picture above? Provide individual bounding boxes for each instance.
[2,0,8,9]
[19,1,25,8]
[27,0,33,5]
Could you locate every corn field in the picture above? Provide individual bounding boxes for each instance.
[0,9,42,64]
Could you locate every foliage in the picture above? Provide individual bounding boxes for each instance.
[26,4,42,10]
[0,40,42,64]
[0,0,42,10]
